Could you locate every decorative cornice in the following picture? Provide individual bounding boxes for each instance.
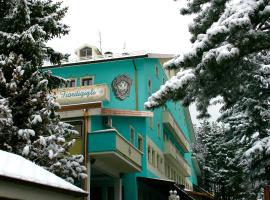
[101,108,153,117]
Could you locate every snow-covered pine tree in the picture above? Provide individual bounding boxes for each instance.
[0,0,86,183]
[194,121,227,198]
[194,121,250,199]
[145,0,270,190]
[193,121,213,192]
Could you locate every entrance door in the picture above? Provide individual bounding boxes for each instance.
[108,186,114,200]
[91,187,103,200]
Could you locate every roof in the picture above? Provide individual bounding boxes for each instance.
[137,177,195,200]
[0,150,87,196]
[43,51,175,69]
[186,190,214,200]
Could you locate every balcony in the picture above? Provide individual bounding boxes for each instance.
[88,129,142,173]
[163,110,190,152]
[164,140,191,176]
[185,177,193,191]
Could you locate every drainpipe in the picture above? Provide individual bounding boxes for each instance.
[83,109,89,200]
[132,59,139,111]
[265,185,270,200]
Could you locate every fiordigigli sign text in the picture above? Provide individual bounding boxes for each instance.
[53,84,109,105]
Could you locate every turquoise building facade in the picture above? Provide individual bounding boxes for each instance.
[46,45,201,200]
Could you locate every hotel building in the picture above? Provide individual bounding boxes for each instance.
[46,45,201,200]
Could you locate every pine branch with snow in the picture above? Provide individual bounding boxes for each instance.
[0,0,86,184]
[145,0,270,190]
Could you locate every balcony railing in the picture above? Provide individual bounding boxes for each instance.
[164,140,191,176]
[185,177,193,191]
[115,130,142,168]
[88,129,142,172]
[163,110,190,152]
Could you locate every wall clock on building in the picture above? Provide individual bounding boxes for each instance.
[112,74,132,100]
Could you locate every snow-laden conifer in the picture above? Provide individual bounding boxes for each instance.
[194,121,254,199]
[145,0,270,190]
[0,0,86,184]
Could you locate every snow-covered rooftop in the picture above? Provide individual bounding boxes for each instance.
[0,150,87,195]
[43,51,174,68]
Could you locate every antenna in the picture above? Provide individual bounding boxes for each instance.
[98,31,102,54]
[123,41,126,53]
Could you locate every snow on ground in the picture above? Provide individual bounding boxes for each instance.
[0,150,86,194]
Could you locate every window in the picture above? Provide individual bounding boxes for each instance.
[160,158,163,171]
[169,69,176,77]
[103,116,112,128]
[148,79,152,95]
[68,121,83,138]
[157,154,160,170]
[138,134,143,151]
[148,146,151,163]
[165,163,168,177]
[81,77,93,86]
[157,122,161,138]
[149,117,153,129]
[168,165,171,178]
[163,133,167,141]
[162,105,166,111]
[152,150,156,167]
[165,69,170,78]
[80,47,92,58]
[66,79,76,87]
[155,65,159,78]
[130,126,135,144]
[170,168,174,179]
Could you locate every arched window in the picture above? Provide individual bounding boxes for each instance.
[80,47,92,58]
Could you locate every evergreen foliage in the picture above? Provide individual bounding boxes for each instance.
[194,121,253,199]
[0,0,86,183]
[145,0,270,192]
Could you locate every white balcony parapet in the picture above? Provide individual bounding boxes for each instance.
[185,177,193,191]
[89,129,142,173]
[163,110,190,152]
[115,130,142,169]
[164,141,191,176]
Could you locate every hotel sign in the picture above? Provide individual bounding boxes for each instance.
[53,84,110,105]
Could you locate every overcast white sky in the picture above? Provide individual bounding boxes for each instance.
[48,0,221,124]
[48,0,193,55]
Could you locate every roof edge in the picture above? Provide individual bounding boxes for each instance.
[147,53,175,59]
[43,54,148,69]
[0,174,88,197]
[43,53,175,69]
